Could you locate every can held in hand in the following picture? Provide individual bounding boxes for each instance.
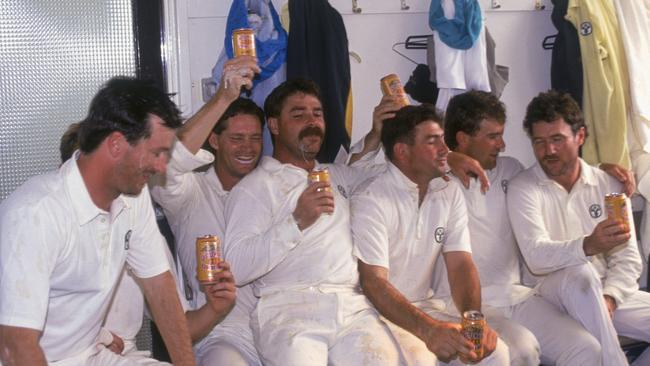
[308,168,332,193]
[461,310,485,359]
[605,192,630,231]
[196,235,222,284]
[380,73,410,107]
[232,28,256,57]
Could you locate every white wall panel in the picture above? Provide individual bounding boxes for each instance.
[170,0,555,167]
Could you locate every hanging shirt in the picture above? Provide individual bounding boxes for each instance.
[566,0,631,168]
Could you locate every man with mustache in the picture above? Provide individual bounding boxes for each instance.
[149,56,265,366]
[442,90,635,365]
[223,78,402,365]
[351,104,509,365]
[508,90,650,365]
[0,77,195,365]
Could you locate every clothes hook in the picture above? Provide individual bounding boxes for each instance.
[491,0,501,9]
[352,0,362,13]
[535,0,546,10]
[400,0,410,11]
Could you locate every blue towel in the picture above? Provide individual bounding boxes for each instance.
[429,0,482,50]
[223,0,287,85]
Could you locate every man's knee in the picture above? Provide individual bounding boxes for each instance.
[504,331,541,366]
[197,341,252,366]
[556,334,602,365]
[479,338,510,365]
[555,264,601,293]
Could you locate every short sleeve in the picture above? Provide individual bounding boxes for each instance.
[126,188,170,279]
[0,201,58,331]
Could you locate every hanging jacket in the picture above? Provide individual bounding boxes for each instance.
[286,0,351,163]
[550,0,583,108]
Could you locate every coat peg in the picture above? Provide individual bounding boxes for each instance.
[352,0,362,13]
[400,0,410,11]
[535,0,546,10]
[491,0,501,9]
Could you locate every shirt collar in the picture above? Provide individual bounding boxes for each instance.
[386,162,448,193]
[260,156,320,177]
[64,152,128,226]
[532,158,598,188]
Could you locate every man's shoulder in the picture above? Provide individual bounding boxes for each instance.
[351,169,391,199]
[1,169,67,216]
[497,156,525,176]
[507,164,539,191]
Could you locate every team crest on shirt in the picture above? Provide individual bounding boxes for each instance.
[589,204,602,218]
[580,22,592,36]
[434,227,445,244]
[337,184,348,199]
[501,179,509,193]
[124,229,132,250]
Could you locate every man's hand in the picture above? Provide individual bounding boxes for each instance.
[600,163,636,197]
[216,55,260,102]
[292,182,334,230]
[446,151,490,193]
[371,95,401,135]
[202,262,237,317]
[604,295,617,320]
[458,324,498,364]
[583,217,631,256]
[106,332,125,355]
[420,321,475,363]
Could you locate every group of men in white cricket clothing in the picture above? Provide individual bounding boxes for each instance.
[1,55,649,366]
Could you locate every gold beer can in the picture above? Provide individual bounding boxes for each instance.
[605,192,630,231]
[196,235,222,283]
[308,168,332,192]
[380,73,410,107]
[461,310,485,359]
[232,28,256,57]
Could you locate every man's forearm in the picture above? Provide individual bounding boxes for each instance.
[140,271,195,366]
[446,254,481,313]
[177,94,232,154]
[185,304,224,343]
[0,325,47,366]
[360,270,438,341]
[348,130,381,165]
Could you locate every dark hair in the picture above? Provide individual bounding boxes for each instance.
[77,77,182,153]
[213,98,265,135]
[523,90,586,138]
[444,90,506,150]
[60,122,80,162]
[264,78,322,119]
[381,104,443,162]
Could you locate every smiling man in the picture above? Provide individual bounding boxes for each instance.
[0,77,195,365]
[224,78,401,365]
[150,56,266,366]
[508,90,650,365]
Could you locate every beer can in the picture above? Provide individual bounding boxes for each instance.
[232,28,256,57]
[605,192,630,231]
[196,235,222,283]
[461,310,485,359]
[380,73,410,107]
[308,168,332,192]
